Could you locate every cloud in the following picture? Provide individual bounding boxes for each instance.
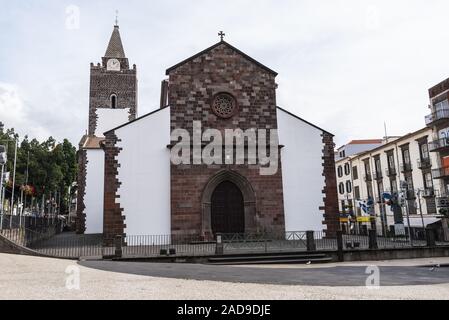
[0,82,52,141]
[1,0,449,147]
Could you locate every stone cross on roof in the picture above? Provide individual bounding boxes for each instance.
[218,31,225,41]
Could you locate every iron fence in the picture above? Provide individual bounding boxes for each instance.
[220,231,308,254]
[1,225,449,260]
[0,214,63,233]
[342,233,369,250]
[122,234,217,257]
[314,231,338,250]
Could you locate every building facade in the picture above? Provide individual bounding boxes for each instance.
[76,25,340,239]
[336,128,444,236]
[425,77,449,240]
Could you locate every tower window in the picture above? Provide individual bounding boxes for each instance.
[110,94,117,109]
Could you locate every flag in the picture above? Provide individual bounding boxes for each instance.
[382,192,393,205]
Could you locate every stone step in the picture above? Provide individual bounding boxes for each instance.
[207,256,333,265]
[207,252,332,265]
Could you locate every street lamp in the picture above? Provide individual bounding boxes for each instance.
[400,180,413,246]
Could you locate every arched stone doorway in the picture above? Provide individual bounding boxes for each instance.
[211,181,245,234]
[201,170,256,238]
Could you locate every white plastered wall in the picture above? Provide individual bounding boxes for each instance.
[277,109,326,231]
[84,149,105,234]
[114,107,171,236]
[95,108,130,137]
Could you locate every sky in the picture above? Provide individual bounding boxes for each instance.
[1,0,449,147]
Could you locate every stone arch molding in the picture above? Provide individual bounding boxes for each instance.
[201,170,257,238]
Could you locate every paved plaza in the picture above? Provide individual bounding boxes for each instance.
[1,253,449,299]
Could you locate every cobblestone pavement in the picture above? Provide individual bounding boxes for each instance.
[1,253,449,300]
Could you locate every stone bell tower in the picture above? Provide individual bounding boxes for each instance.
[88,24,138,136]
[76,23,138,234]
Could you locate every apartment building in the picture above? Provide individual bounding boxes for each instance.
[336,128,443,235]
[424,77,449,240]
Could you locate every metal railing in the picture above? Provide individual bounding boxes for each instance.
[417,158,432,169]
[385,167,397,177]
[429,138,449,152]
[400,163,413,173]
[342,233,369,250]
[432,167,449,179]
[422,188,435,198]
[122,234,217,257]
[314,231,337,250]
[2,226,449,259]
[221,231,308,254]
[373,171,383,180]
[425,108,449,126]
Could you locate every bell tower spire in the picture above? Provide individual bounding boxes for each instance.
[104,24,126,59]
[87,24,137,136]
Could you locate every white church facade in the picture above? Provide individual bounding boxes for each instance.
[76,25,340,239]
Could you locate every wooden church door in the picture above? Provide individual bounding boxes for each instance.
[211,181,245,235]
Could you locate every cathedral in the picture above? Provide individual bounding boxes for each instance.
[76,24,339,240]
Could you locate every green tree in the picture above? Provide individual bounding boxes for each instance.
[0,125,77,214]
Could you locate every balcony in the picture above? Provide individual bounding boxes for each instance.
[417,158,432,169]
[425,108,449,126]
[364,173,372,182]
[432,166,449,179]
[400,163,413,173]
[385,167,397,177]
[373,171,383,180]
[422,188,435,198]
[428,138,449,152]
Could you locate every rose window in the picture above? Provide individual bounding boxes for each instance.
[212,93,237,118]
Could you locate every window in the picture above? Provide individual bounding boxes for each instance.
[339,182,345,195]
[346,181,352,193]
[387,153,395,170]
[424,172,433,189]
[390,179,398,194]
[339,150,346,158]
[212,92,237,118]
[352,166,358,180]
[402,148,410,165]
[354,186,360,200]
[420,143,429,160]
[434,99,449,112]
[377,181,384,198]
[110,94,117,109]
[364,161,371,175]
[367,183,374,199]
[337,166,343,178]
[405,175,414,191]
[344,163,350,176]
[375,157,381,174]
